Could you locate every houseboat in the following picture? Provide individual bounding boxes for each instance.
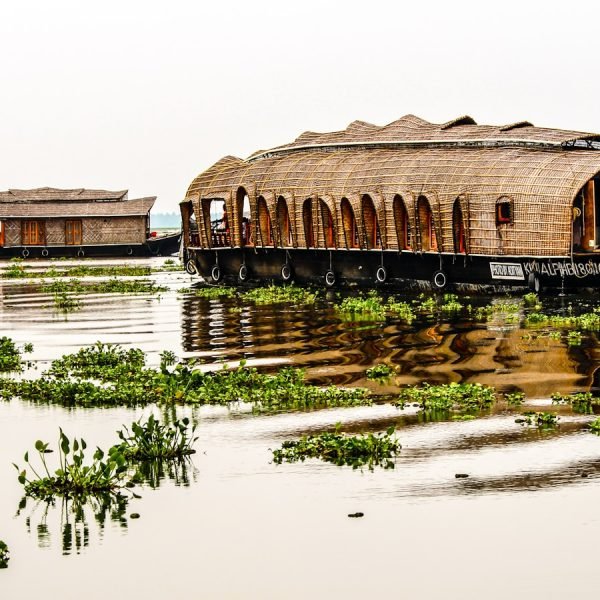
[0,187,180,258]
[180,114,600,291]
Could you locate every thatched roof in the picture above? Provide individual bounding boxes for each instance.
[0,194,155,218]
[0,187,128,203]
[184,115,600,207]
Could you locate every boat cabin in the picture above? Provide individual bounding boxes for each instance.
[0,187,156,257]
[181,115,600,290]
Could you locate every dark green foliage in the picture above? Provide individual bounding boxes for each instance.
[0,336,33,372]
[241,285,317,305]
[505,391,525,406]
[394,382,496,413]
[272,424,400,470]
[366,364,395,382]
[515,411,559,428]
[551,392,600,414]
[0,540,8,568]
[115,415,197,460]
[1,345,369,411]
[14,430,129,500]
[589,417,600,434]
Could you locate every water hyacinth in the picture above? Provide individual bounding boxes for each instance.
[0,540,9,568]
[1,344,370,411]
[0,336,33,373]
[241,284,317,305]
[394,382,496,412]
[272,425,400,470]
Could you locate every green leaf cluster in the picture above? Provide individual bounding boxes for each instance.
[272,424,400,470]
[394,382,496,413]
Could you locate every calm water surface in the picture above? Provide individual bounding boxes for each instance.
[1,258,600,599]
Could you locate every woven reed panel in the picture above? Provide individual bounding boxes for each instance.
[45,219,65,244]
[4,220,20,246]
[82,217,145,245]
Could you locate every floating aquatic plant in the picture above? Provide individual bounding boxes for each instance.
[551,392,600,414]
[0,337,33,372]
[505,391,525,406]
[366,364,395,382]
[241,284,317,305]
[588,417,600,434]
[0,540,9,568]
[394,382,496,413]
[515,411,559,428]
[272,424,400,470]
[115,415,197,460]
[14,430,130,501]
[178,286,236,298]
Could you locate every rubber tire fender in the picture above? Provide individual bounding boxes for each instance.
[281,263,292,282]
[238,264,249,281]
[185,259,198,275]
[376,266,387,283]
[325,270,336,287]
[431,269,448,290]
[211,265,222,282]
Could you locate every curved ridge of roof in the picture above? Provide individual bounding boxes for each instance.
[247,114,600,161]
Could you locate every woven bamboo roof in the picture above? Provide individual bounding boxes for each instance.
[184,115,600,208]
[0,196,155,218]
[0,187,129,203]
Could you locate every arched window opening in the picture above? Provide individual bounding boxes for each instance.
[453,198,466,254]
[257,196,273,246]
[277,196,293,247]
[417,195,437,251]
[303,199,314,247]
[236,187,253,247]
[393,195,411,250]
[319,199,335,248]
[496,197,513,225]
[341,198,359,248]
[362,194,381,249]
[209,199,230,247]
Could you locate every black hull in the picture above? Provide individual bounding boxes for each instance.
[1,233,181,259]
[184,247,600,291]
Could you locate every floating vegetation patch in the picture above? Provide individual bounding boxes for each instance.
[41,278,166,295]
[1,346,369,411]
[241,284,317,305]
[335,291,415,322]
[0,337,33,373]
[552,392,600,414]
[505,391,525,406]
[159,258,182,272]
[272,425,400,470]
[515,411,559,428]
[178,286,237,299]
[0,540,9,568]
[394,382,496,413]
[525,308,600,331]
[366,364,395,382]
[589,417,600,435]
[2,264,155,279]
[14,430,130,501]
[115,415,197,460]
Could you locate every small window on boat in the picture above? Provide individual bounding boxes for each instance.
[496,198,512,225]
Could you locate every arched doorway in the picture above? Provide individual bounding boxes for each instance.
[257,196,273,246]
[393,195,410,250]
[319,199,335,248]
[362,194,381,249]
[452,198,466,253]
[341,198,358,248]
[417,195,437,251]
[236,187,252,247]
[277,196,293,247]
[303,199,314,247]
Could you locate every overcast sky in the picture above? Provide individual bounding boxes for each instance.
[1,0,599,212]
